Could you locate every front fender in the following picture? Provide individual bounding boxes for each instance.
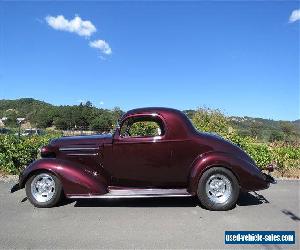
[187,151,269,195]
[19,158,108,196]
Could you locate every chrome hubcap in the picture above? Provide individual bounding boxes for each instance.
[31,174,55,203]
[205,174,232,204]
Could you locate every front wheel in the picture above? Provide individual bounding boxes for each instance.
[197,167,239,211]
[25,172,63,208]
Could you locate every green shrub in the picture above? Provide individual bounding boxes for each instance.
[1,107,299,177]
[129,121,160,137]
[0,134,59,174]
[270,144,300,176]
[224,133,272,168]
[192,107,230,135]
[191,108,300,173]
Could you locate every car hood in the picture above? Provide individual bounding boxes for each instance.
[50,134,113,147]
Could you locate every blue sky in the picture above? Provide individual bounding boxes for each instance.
[0,1,299,120]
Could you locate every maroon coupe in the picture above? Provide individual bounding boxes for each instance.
[18,107,275,210]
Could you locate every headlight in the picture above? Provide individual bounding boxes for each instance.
[40,146,56,158]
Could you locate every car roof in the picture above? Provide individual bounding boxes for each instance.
[124,107,183,116]
[121,107,196,138]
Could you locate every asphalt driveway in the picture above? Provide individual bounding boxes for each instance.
[0,179,299,249]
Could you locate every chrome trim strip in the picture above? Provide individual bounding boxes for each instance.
[67,188,192,199]
[108,188,190,196]
[68,194,192,199]
[66,153,98,156]
[59,147,98,151]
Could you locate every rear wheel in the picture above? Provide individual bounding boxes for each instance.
[26,172,62,208]
[197,167,239,211]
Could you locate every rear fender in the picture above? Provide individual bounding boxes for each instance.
[187,151,268,195]
[19,158,108,196]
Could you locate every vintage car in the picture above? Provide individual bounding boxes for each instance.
[17,107,275,210]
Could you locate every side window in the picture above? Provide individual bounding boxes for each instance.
[120,116,165,138]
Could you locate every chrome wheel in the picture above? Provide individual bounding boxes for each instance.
[30,173,56,203]
[205,174,232,204]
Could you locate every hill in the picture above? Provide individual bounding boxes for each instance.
[0,98,122,131]
[293,119,300,128]
[183,109,300,142]
[0,98,299,142]
[227,116,300,142]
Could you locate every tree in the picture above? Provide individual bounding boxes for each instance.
[280,122,295,142]
[269,130,284,142]
[85,101,93,108]
[72,106,89,129]
[191,107,229,135]
[35,112,53,128]
[53,117,69,130]
[3,109,18,127]
[249,121,263,140]
[90,113,113,132]
[183,110,196,119]
[111,107,124,125]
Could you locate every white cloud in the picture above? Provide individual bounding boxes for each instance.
[45,15,112,58]
[45,15,96,37]
[89,39,112,55]
[99,101,104,105]
[289,9,300,23]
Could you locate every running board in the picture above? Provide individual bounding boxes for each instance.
[68,188,192,199]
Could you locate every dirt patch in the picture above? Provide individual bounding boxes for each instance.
[271,168,300,179]
[0,174,18,182]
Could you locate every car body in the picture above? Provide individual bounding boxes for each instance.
[18,107,275,210]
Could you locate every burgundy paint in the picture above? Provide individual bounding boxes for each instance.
[19,107,271,196]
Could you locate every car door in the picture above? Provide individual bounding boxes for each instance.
[108,114,175,187]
